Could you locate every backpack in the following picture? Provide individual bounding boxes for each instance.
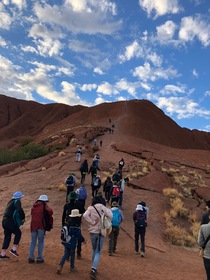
[93,177,99,187]
[13,200,23,227]
[60,225,71,243]
[112,209,121,227]
[66,175,74,186]
[43,204,53,231]
[93,206,112,237]
[135,210,147,228]
[112,186,120,197]
[77,187,87,200]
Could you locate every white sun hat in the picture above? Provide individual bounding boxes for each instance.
[38,194,49,202]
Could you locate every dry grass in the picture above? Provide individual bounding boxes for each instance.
[163,188,182,199]
[163,189,198,247]
[170,197,189,218]
[58,183,66,191]
[174,174,189,186]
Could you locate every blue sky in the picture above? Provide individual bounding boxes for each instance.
[0,0,210,131]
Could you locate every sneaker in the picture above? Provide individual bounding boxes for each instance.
[28,258,35,263]
[57,266,62,274]
[36,259,44,263]
[89,270,97,280]
[9,249,19,257]
[0,255,10,259]
[140,251,145,257]
[135,251,140,255]
[71,267,77,272]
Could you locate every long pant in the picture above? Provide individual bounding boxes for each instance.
[119,191,123,207]
[134,227,146,253]
[77,240,82,256]
[59,246,76,269]
[111,195,119,205]
[104,187,111,202]
[78,199,86,209]
[2,219,22,250]
[76,153,81,162]
[29,229,45,261]
[90,233,105,271]
[91,186,99,197]
[80,172,86,183]
[203,257,210,280]
[108,226,119,254]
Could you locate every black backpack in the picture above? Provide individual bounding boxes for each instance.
[135,209,147,228]
[43,204,53,231]
[66,175,74,186]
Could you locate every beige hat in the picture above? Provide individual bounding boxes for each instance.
[69,209,82,217]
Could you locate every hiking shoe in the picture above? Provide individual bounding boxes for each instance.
[135,251,140,255]
[9,249,19,257]
[89,270,97,280]
[36,259,44,263]
[57,266,62,274]
[28,258,35,263]
[0,255,10,259]
[140,251,145,257]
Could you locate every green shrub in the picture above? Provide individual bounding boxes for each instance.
[0,144,48,166]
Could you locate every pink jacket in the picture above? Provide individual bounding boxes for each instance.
[83,203,113,234]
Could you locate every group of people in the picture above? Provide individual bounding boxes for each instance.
[0,152,150,280]
[0,191,53,264]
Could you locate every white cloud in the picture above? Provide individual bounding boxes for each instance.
[33,1,122,35]
[192,69,199,78]
[205,91,210,96]
[94,67,104,75]
[160,84,186,95]
[115,78,139,97]
[95,95,106,105]
[97,81,119,95]
[179,16,210,47]
[80,84,97,91]
[154,96,210,119]
[119,40,143,62]
[0,35,7,47]
[156,20,177,41]
[133,62,179,82]
[21,45,38,54]
[11,0,26,10]
[139,0,182,18]
[0,3,12,30]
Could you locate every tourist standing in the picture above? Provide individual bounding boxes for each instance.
[0,192,25,259]
[28,194,53,263]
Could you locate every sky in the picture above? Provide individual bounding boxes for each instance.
[0,0,210,132]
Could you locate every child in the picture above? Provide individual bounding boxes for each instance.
[57,209,85,274]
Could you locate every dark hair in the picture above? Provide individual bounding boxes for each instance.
[139,201,146,207]
[92,196,101,206]
[124,177,129,182]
